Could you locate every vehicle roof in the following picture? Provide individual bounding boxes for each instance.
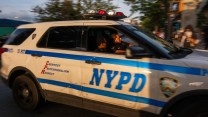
[17,20,121,28]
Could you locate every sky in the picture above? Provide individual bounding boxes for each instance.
[0,0,137,22]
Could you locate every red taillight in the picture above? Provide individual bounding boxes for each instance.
[98,10,107,15]
[116,12,124,16]
[0,48,7,55]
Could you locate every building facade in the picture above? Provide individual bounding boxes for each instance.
[180,0,207,29]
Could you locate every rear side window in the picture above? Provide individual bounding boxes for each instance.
[37,26,83,50]
[6,28,35,45]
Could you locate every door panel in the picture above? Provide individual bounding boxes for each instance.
[26,25,84,98]
[81,25,154,110]
[81,53,142,109]
[26,49,83,97]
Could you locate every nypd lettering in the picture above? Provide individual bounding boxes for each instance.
[89,68,146,93]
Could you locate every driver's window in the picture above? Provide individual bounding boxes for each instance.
[87,26,137,55]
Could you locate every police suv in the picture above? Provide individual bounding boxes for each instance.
[1,10,208,117]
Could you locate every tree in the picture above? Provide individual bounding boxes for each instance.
[77,0,117,13]
[32,0,117,22]
[32,0,81,22]
[124,0,167,31]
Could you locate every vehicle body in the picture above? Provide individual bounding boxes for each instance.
[1,20,208,117]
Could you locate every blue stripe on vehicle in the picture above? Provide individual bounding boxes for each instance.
[4,48,9,52]
[38,78,166,107]
[25,50,204,76]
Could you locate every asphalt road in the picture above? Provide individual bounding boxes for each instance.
[0,79,114,117]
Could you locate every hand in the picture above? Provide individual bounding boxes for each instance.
[98,42,106,49]
[115,50,125,54]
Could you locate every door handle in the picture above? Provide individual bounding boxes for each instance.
[91,60,102,65]
[85,60,101,65]
[85,60,92,64]
[31,54,42,57]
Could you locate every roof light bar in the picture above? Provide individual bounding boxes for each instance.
[98,10,107,15]
[88,10,96,14]
[116,12,124,17]
[84,9,127,20]
[107,10,115,16]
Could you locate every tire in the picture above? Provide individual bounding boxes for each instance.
[12,74,40,111]
[168,98,208,117]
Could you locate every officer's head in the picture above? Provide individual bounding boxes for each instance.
[111,33,121,43]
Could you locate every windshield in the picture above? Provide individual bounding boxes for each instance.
[120,22,179,54]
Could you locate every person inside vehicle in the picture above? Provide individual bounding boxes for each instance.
[97,38,107,51]
[97,31,133,54]
[110,33,127,54]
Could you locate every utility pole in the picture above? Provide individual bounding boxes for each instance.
[166,0,183,42]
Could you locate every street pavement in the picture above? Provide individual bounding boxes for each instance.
[0,79,114,117]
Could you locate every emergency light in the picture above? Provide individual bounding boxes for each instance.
[98,10,107,15]
[83,10,127,20]
[107,10,115,16]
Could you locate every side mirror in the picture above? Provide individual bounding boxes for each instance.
[125,46,154,58]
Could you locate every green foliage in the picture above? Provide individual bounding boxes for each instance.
[77,0,117,13]
[124,0,167,31]
[32,0,117,22]
[32,0,80,21]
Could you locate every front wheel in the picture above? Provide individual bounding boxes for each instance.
[12,74,40,111]
[168,98,208,117]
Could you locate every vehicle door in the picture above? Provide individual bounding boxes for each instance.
[81,25,146,110]
[26,25,84,104]
[81,23,186,115]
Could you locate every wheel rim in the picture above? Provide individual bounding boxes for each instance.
[15,82,33,105]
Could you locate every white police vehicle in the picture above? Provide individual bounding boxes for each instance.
[1,10,208,117]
